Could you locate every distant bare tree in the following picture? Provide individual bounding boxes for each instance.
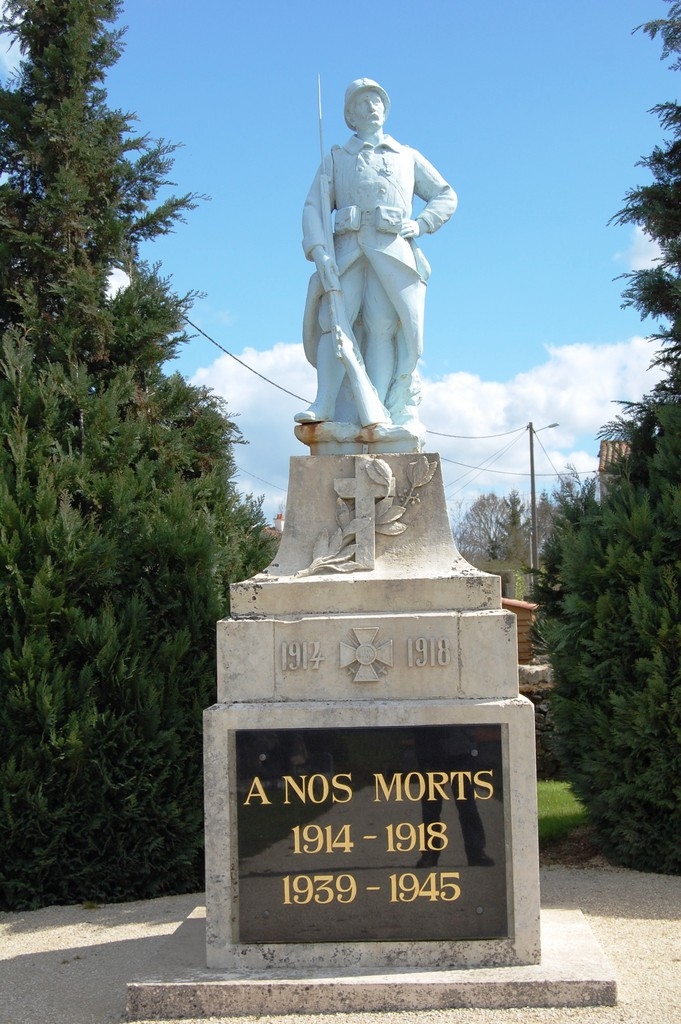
[454,493,512,563]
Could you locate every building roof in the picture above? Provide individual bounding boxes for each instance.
[598,439,630,473]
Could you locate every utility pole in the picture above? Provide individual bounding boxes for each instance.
[528,421,559,570]
[529,422,538,570]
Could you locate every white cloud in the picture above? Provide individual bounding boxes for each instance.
[615,226,662,271]
[105,267,130,298]
[192,342,316,520]
[422,336,661,507]
[194,335,662,525]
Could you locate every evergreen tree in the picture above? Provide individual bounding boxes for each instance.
[536,2,681,874]
[534,489,557,563]
[502,489,530,565]
[0,1,274,909]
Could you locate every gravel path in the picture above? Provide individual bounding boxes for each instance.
[1,864,679,1024]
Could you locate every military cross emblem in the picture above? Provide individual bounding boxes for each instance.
[339,627,393,682]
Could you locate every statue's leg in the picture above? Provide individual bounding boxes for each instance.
[296,263,372,424]
[295,275,358,423]
[294,330,347,422]
[391,275,425,380]
[361,256,426,424]
[361,267,399,405]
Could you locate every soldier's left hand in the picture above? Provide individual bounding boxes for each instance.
[400,219,422,239]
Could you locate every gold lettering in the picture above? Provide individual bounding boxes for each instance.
[283,775,308,804]
[331,773,353,803]
[451,771,472,800]
[243,777,271,806]
[426,771,450,802]
[374,773,403,802]
[473,769,494,799]
[404,771,427,801]
[374,770,489,803]
[307,774,330,803]
[283,774,334,804]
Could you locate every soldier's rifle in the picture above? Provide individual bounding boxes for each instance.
[316,77,389,428]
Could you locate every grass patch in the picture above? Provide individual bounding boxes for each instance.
[537,780,588,846]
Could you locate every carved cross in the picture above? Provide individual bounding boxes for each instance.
[334,457,392,570]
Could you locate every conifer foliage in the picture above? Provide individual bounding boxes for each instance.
[0,1,273,909]
[536,3,681,874]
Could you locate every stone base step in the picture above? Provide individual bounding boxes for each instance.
[127,908,617,1019]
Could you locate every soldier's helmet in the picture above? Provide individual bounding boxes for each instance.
[344,78,391,129]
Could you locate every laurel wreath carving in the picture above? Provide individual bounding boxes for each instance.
[297,456,438,577]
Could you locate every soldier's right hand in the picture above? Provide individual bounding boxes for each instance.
[312,246,341,292]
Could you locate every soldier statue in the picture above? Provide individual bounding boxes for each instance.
[296,78,457,444]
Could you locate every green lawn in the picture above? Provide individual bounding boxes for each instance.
[537,780,588,846]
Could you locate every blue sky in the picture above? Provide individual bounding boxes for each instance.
[1,0,675,524]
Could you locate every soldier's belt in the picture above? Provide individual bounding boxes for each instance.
[334,205,405,235]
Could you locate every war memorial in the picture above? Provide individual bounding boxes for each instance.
[127,79,617,1018]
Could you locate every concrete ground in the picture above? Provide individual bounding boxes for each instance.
[1,864,680,1024]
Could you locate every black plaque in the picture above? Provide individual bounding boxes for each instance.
[235,724,507,943]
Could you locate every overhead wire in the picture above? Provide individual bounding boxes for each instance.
[235,464,288,493]
[184,316,310,404]
[183,320,534,448]
[182,317,593,495]
[533,428,569,483]
[443,458,569,478]
[443,431,526,497]
[428,426,526,440]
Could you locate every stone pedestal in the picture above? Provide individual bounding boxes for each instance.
[128,451,617,1017]
[206,453,541,971]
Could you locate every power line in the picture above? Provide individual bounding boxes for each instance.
[428,426,526,440]
[183,319,596,493]
[442,457,569,478]
[235,464,288,493]
[444,432,526,497]
[184,320,552,445]
[441,458,595,503]
[533,429,568,482]
[184,317,310,404]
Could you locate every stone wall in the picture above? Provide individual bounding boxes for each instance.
[518,661,563,780]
